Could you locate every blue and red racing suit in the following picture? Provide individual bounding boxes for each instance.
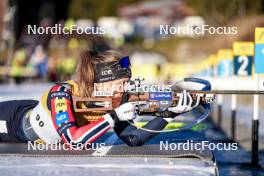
[0,82,169,147]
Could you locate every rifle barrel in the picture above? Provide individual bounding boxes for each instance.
[185,90,264,95]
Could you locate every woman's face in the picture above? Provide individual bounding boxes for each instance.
[95,77,129,107]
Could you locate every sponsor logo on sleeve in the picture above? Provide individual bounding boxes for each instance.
[55,99,67,112]
[55,112,69,125]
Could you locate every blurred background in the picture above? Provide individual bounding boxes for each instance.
[0,0,263,84]
[0,2,264,174]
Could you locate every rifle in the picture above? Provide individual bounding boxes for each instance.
[70,77,263,132]
[73,78,264,118]
[72,77,263,133]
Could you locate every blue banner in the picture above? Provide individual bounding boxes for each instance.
[255,44,264,73]
[218,60,233,77]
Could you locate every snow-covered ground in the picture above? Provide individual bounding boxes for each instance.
[0,83,53,101]
[215,95,264,137]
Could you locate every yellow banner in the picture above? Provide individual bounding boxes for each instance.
[160,63,197,79]
[132,64,158,79]
[208,54,219,66]
[218,49,233,60]
[255,27,264,44]
[233,42,254,56]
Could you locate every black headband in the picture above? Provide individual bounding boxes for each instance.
[94,61,131,83]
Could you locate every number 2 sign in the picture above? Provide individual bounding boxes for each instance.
[234,55,253,76]
[233,42,254,76]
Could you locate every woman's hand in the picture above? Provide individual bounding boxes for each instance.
[113,101,146,121]
[114,102,137,121]
[168,90,200,114]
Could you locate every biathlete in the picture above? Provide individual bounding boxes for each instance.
[0,49,207,147]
